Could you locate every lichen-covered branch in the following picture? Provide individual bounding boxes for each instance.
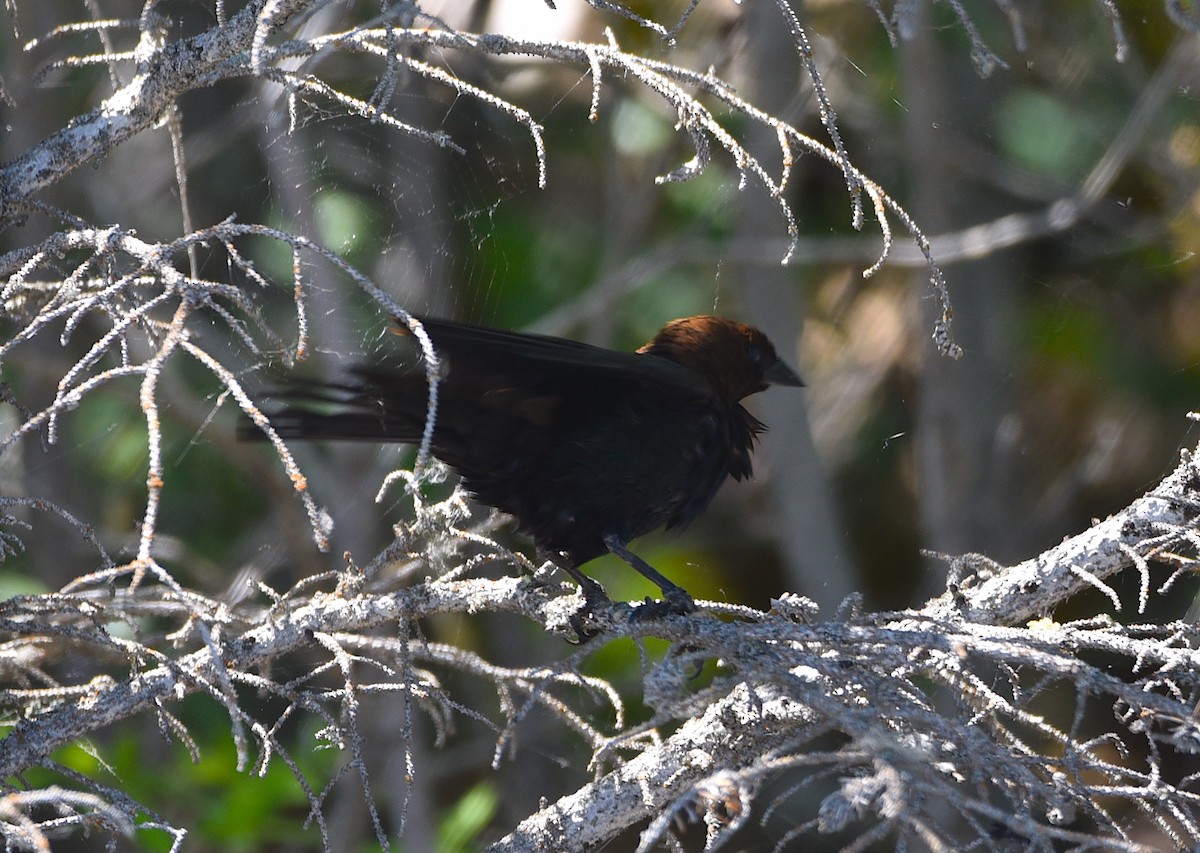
[2,2,1198,851]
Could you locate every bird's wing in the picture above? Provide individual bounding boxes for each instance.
[398,315,710,394]
[249,316,715,445]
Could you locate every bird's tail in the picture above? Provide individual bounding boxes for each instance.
[237,373,430,444]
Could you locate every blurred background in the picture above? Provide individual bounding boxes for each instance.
[2,0,1199,849]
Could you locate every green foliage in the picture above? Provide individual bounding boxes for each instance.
[996,90,1104,180]
[106,700,336,852]
[434,782,500,853]
[315,189,380,261]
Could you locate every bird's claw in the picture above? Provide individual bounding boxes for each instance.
[568,580,612,642]
[630,587,696,622]
[665,586,696,614]
[568,613,601,642]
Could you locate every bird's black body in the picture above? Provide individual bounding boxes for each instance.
[248,314,802,610]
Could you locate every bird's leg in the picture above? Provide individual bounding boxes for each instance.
[542,554,610,641]
[542,552,609,609]
[567,567,609,611]
[602,533,695,615]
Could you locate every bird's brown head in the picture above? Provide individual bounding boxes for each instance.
[638,315,804,401]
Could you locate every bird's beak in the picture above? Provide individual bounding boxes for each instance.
[765,359,805,388]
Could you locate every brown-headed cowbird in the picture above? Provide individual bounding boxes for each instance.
[245,315,802,614]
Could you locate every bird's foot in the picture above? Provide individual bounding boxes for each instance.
[630,586,696,622]
[568,578,612,642]
[602,535,696,620]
